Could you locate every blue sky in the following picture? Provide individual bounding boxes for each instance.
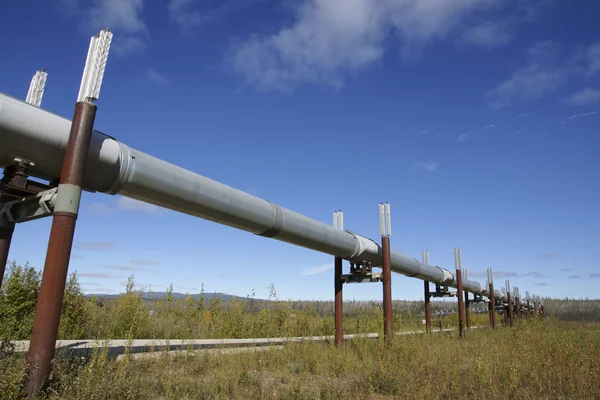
[1,0,599,301]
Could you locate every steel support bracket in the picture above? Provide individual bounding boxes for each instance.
[0,188,58,225]
[431,284,456,298]
[341,272,382,284]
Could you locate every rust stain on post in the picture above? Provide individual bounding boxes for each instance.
[464,288,471,329]
[456,269,465,338]
[507,292,513,328]
[489,283,496,329]
[25,102,97,397]
[424,280,431,333]
[334,257,343,346]
[0,223,14,288]
[382,236,392,340]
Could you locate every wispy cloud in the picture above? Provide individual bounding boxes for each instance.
[590,273,600,278]
[536,282,548,287]
[87,203,110,215]
[458,19,515,50]
[66,0,148,56]
[168,0,266,33]
[145,68,168,85]
[131,260,162,266]
[104,265,139,271]
[585,42,600,76]
[559,268,571,272]
[117,197,162,214]
[517,113,531,117]
[414,161,438,172]
[568,275,581,279]
[564,88,600,105]
[228,0,534,91]
[74,242,115,250]
[538,253,561,260]
[567,111,597,120]
[486,40,568,109]
[78,272,117,279]
[483,124,495,129]
[433,133,445,138]
[457,132,473,142]
[301,264,333,276]
[417,130,427,136]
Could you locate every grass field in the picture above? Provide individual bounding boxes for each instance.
[2,318,599,399]
[2,265,600,399]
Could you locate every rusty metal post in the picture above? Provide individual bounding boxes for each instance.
[464,287,471,329]
[382,236,392,339]
[0,223,14,288]
[379,203,392,341]
[540,303,544,320]
[334,257,343,346]
[424,280,431,333]
[507,292,513,328]
[504,305,508,326]
[489,282,496,329]
[25,29,112,397]
[25,101,97,396]
[464,269,470,329]
[454,248,465,338]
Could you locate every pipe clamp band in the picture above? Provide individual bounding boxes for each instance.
[54,184,82,214]
[258,202,284,238]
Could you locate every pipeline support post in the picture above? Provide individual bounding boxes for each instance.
[488,268,496,329]
[422,250,431,333]
[464,269,471,329]
[25,29,112,397]
[333,211,344,346]
[0,222,14,288]
[506,280,513,328]
[334,257,343,346]
[379,203,392,340]
[454,248,465,338]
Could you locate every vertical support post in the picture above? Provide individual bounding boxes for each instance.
[1,68,49,288]
[334,257,343,346]
[333,211,344,346]
[422,250,431,333]
[0,223,14,288]
[464,269,471,329]
[526,291,530,318]
[506,280,513,328]
[380,203,392,340]
[488,268,496,329]
[25,29,112,397]
[454,248,465,338]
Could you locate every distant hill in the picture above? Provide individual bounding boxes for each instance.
[85,292,265,302]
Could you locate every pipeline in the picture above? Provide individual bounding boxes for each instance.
[0,92,506,301]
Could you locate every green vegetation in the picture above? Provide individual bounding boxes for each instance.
[2,262,600,399]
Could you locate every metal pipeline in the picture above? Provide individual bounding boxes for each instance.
[0,92,506,301]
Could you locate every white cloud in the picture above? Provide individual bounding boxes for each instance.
[414,161,438,171]
[168,0,268,32]
[417,130,427,135]
[66,0,147,56]
[228,0,507,91]
[517,113,531,117]
[458,19,514,49]
[486,41,568,108]
[87,203,110,214]
[567,111,597,120]
[457,132,472,141]
[434,133,445,138]
[586,42,600,76]
[117,197,162,213]
[483,124,495,129]
[131,259,162,265]
[301,264,333,276]
[146,68,168,84]
[564,88,600,106]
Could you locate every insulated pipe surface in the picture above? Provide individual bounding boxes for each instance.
[0,93,506,301]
